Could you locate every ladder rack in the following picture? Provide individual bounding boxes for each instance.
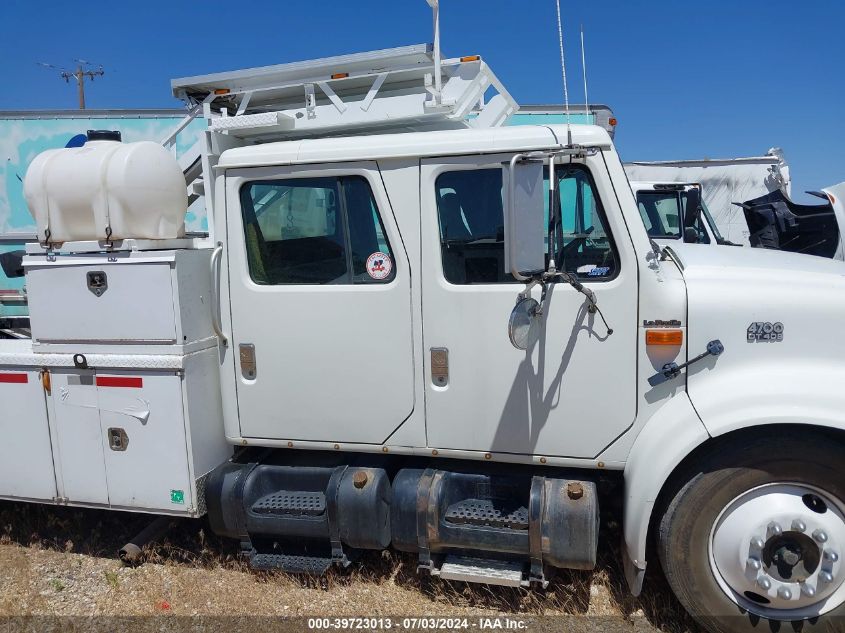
[170,44,518,141]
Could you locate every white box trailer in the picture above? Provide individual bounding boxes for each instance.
[5,39,845,633]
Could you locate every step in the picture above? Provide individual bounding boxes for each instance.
[250,551,333,575]
[444,499,528,530]
[251,491,325,517]
[437,556,525,587]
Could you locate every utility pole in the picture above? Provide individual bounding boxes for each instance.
[38,60,105,109]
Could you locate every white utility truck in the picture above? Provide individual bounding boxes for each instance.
[5,44,845,633]
[624,150,792,246]
[630,181,732,247]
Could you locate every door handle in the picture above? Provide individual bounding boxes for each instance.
[209,242,228,346]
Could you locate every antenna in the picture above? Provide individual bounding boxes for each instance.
[37,59,105,110]
[554,0,572,145]
[580,24,590,120]
[426,0,442,105]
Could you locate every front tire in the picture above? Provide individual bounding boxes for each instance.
[657,431,845,633]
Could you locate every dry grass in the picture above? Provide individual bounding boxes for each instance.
[0,499,699,631]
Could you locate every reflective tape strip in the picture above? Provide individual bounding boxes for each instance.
[96,376,143,389]
[0,373,28,384]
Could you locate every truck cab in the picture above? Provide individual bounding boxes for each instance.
[7,44,845,633]
[630,181,732,247]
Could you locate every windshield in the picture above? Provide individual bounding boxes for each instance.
[636,189,710,243]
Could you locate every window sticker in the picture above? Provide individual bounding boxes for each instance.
[366,252,393,280]
[577,264,611,277]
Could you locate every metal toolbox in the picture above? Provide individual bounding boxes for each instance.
[0,340,230,516]
[24,246,214,353]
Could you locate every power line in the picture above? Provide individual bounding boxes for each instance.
[37,59,105,109]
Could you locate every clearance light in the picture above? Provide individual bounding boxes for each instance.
[646,330,683,346]
[331,72,349,79]
[829,193,836,205]
[608,117,618,126]
[460,55,480,62]
[213,88,230,95]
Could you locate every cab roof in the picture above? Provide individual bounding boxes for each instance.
[217,124,613,169]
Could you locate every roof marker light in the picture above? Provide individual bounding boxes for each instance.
[608,117,618,126]
[331,72,349,79]
[460,55,480,62]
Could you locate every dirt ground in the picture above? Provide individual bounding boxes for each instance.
[0,499,698,632]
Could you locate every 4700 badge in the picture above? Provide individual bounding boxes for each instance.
[747,321,784,343]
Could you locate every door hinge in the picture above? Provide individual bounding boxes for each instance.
[40,369,51,395]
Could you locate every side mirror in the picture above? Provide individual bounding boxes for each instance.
[508,297,541,350]
[503,156,546,280]
[683,187,702,228]
[0,251,25,279]
[683,227,699,243]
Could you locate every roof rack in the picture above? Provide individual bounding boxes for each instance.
[170,44,518,141]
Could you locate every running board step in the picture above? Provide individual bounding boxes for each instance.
[250,552,333,575]
[434,556,527,587]
[444,499,528,530]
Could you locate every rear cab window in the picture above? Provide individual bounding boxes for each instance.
[240,175,395,285]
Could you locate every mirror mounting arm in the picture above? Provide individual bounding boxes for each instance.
[541,271,614,336]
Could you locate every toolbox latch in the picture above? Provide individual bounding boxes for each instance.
[108,428,129,451]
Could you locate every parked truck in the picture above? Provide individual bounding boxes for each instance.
[4,44,845,633]
[630,181,732,247]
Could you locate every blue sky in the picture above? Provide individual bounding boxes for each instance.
[2,0,843,200]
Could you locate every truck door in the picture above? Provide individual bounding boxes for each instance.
[420,154,638,458]
[225,163,414,444]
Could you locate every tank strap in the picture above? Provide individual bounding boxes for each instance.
[416,468,437,570]
[528,475,548,587]
[326,465,350,567]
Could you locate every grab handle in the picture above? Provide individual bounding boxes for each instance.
[209,242,228,346]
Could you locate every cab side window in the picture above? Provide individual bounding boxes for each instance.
[241,176,395,285]
[435,164,618,284]
[554,165,619,279]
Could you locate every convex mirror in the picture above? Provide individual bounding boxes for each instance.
[508,297,541,350]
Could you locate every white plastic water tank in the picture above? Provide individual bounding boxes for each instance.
[24,138,188,243]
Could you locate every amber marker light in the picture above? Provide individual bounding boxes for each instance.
[646,329,683,346]
[460,55,480,62]
[331,72,349,79]
[213,88,230,95]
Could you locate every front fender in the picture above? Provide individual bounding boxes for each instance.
[622,392,708,595]
[691,358,845,438]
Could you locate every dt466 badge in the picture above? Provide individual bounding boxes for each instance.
[747,321,784,343]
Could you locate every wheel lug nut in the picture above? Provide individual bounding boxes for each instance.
[792,519,807,532]
[777,587,792,600]
[824,551,839,563]
[758,577,772,590]
[750,537,765,549]
[820,571,834,584]
[747,557,762,571]
[813,529,829,543]
[801,584,816,597]
[768,522,783,536]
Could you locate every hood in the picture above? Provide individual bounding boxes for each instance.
[737,188,839,259]
[665,241,845,280]
[670,242,845,432]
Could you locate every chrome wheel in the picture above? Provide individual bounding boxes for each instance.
[709,482,845,619]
